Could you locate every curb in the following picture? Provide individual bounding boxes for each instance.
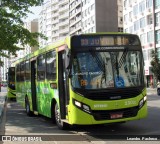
[0,93,7,122]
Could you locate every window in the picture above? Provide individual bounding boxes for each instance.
[147,31,153,43]
[156,12,160,26]
[143,50,147,61]
[139,1,145,13]
[20,61,25,81]
[146,0,152,8]
[46,51,56,80]
[140,33,146,45]
[147,14,153,25]
[134,20,139,31]
[140,17,145,28]
[16,64,20,82]
[155,0,160,9]
[133,4,138,15]
[25,60,30,80]
[156,30,160,44]
[148,49,153,61]
[37,54,46,81]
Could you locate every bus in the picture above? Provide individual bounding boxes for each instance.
[14,33,147,129]
[7,67,16,99]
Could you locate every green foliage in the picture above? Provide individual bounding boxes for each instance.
[150,49,160,81]
[0,0,47,65]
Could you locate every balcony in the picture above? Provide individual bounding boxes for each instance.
[59,20,69,27]
[59,12,69,20]
[51,0,58,5]
[51,5,58,12]
[59,0,68,6]
[52,25,59,31]
[69,16,81,27]
[59,27,69,34]
[59,4,69,13]
[51,12,58,18]
[52,19,59,24]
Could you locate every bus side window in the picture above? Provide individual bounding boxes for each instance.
[37,54,46,81]
[46,50,56,80]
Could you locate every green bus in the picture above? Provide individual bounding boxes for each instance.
[7,67,16,99]
[15,33,147,129]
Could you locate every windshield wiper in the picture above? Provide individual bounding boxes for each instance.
[118,46,129,68]
[89,50,107,85]
[115,56,119,80]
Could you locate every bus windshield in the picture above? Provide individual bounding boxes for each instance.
[71,50,143,89]
[8,67,15,90]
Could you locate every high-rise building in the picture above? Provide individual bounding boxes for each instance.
[39,0,123,46]
[39,0,69,48]
[69,0,123,35]
[123,0,155,87]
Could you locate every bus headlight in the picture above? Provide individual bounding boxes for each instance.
[139,96,147,109]
[73,99,91,114]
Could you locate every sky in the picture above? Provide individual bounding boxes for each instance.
[26,6,42,21]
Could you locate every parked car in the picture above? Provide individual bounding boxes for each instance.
[157,82,160,95]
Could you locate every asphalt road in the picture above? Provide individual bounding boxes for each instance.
[0,88,160,144]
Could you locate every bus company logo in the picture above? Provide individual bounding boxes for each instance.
[94,104,108,108]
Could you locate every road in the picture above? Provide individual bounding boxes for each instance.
[0,88,160,144]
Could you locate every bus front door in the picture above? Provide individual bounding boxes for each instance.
[58,49,69,119]
[31,60,37,112]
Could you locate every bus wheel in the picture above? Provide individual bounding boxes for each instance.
[54,103,69,130]
[25,98,32,116]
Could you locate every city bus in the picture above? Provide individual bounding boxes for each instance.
[15,33,147,129]
[7,67,16,99]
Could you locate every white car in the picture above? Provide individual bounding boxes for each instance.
[157,82,160,95]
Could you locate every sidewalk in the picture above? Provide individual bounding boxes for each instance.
[146,87,157,95]
[0,87,7,122]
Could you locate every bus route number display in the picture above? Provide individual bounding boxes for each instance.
[80,36,132,46]
[81,38,100,46]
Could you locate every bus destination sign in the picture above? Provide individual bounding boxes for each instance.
[80,36,139,47]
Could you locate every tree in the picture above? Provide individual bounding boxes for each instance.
[150,49,160,81]
[0,0,46,65]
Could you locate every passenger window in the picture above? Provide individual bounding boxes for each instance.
[37,54,46,81]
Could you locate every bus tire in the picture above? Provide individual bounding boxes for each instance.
[157,88,160,95]
[25,97,33,116]
[54,103,69,130]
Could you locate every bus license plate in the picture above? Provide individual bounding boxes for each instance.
[110,113,123,119]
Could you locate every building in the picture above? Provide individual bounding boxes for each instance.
[39,0,70,48]
[39,0,123,46]
[123,0,156,87]
[69,0,123,35]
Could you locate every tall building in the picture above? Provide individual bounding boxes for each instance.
[123,0,155,87]
[39,0,123,46]
[69,0,123,35]
[13,18,39,62]
[39,0,69,48]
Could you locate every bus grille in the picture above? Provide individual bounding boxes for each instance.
[85,89,141,100]
[92,106,139,120]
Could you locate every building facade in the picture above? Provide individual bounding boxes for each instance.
[69,0,123,35]
[39,0,70,48]
[123,0,159,87]
[39,0,123,46]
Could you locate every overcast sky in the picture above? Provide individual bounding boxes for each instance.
[26,6,42,21]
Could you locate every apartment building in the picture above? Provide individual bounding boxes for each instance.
[39,0,123,46]
[39,0,69,48]
[69,0,123,35]
[123,0,158,87]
